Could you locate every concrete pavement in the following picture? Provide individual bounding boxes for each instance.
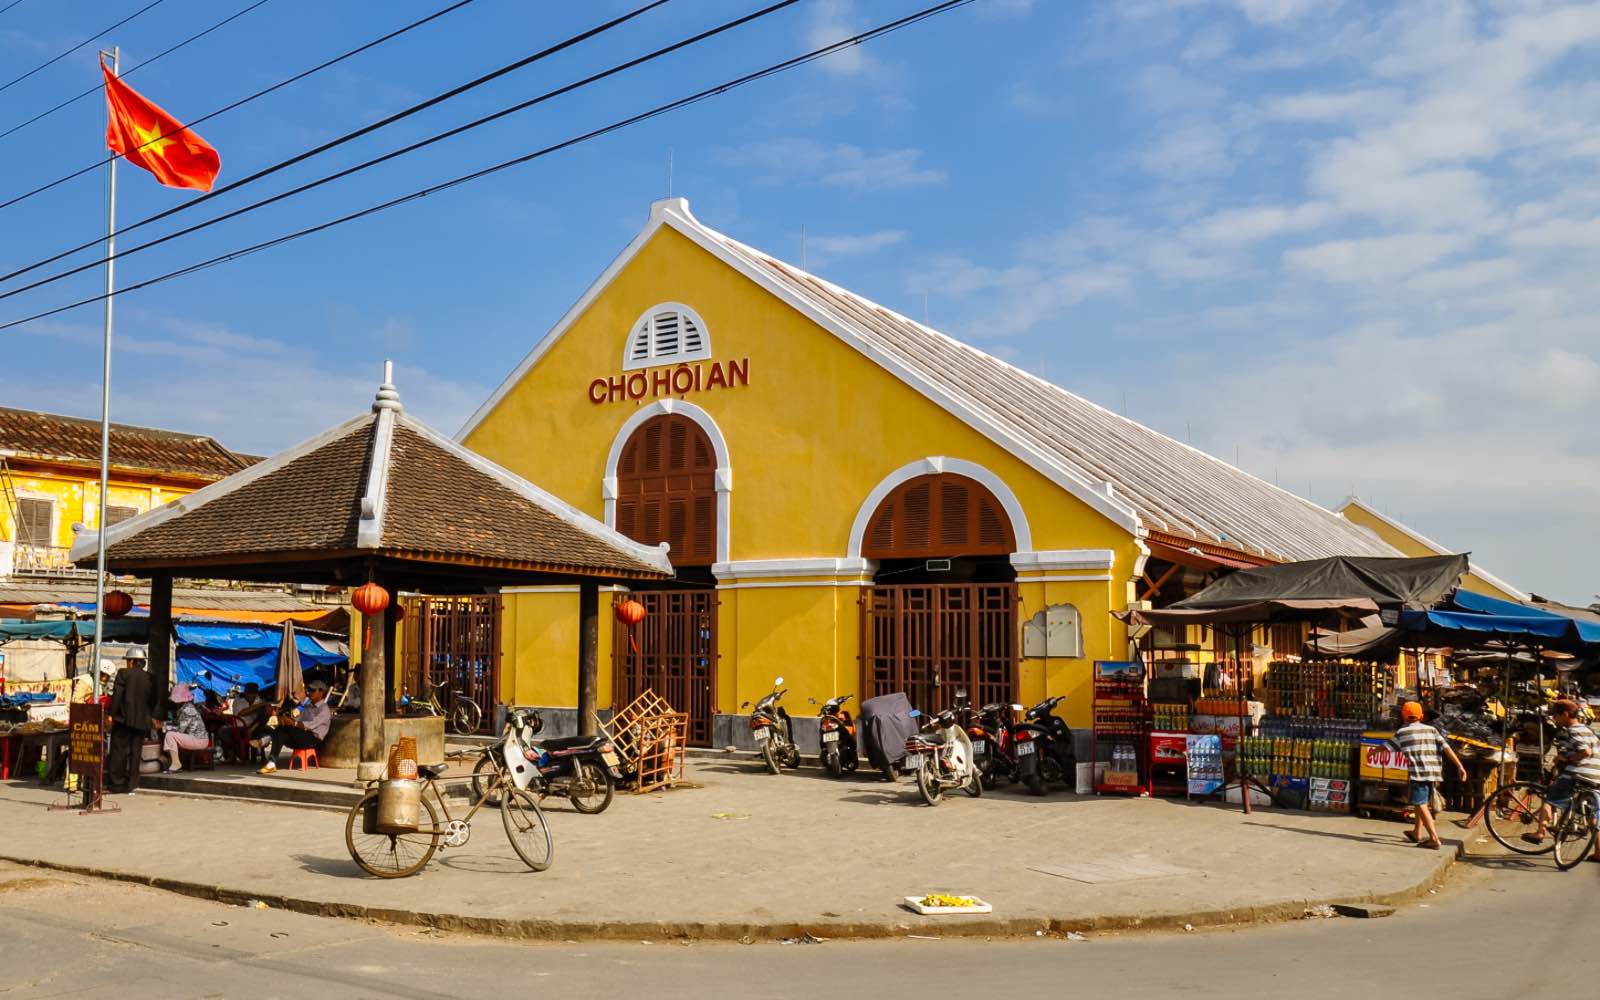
[1,852,1590,999]
[0,757,1470,940]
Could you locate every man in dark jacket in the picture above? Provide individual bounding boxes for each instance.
[107,648,155,793]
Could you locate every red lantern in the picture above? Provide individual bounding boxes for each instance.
[387,600,406,623]
[103,590,134,618]
[615,598,646,654]
[351,581,390,616]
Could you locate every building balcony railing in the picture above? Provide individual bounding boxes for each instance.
[2,542,95,579]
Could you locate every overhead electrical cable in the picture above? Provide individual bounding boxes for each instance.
[0,1,32,19]
[0,0,802,303]
[0,0,675,277]
[0,0,976,334]
[0,0,167,96]
[0,0,482,212]
[0,0,273,143]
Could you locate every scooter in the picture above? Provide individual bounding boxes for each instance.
[471,708,622,814]
[744,676,800,775]
[974,701,1025,790]
[1013,695,1075,796]
[811,693,859,778]
[903,690,982,806]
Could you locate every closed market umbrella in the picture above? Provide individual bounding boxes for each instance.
[276,619,306,707]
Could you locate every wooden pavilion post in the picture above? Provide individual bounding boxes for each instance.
[358,577,388,781]
[578,581,599,736]
[147,573,173,696]
[383,605,399,714]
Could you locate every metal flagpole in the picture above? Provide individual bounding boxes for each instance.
[90,46,119,703]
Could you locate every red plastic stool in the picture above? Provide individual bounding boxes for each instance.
[289,747,319,770]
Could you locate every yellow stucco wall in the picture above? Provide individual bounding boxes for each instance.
[1338,504,1520,602]
[1,463,195,550]
[464,224,1141,730]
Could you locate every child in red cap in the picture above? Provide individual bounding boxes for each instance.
[1395,701,1466,849]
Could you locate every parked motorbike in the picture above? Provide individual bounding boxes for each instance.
[974,701,1025,790]
[1013,694,1075,796]
[744,677,800,774]
[471,708,621,813]
[903,690,982,806]
[810,693,859,778]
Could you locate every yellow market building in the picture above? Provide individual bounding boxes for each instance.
[456,198,1398,745]
[1336,497,1528,603]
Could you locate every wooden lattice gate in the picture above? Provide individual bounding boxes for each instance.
[402,595,500,733]
[612,590,717,746]
[860,584,1017,714]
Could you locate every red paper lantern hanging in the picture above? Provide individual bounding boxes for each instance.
[614,598,647,654]
[351,581,390,617]
[103,590,134,618]
[387,600,406,623]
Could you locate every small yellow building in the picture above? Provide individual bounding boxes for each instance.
[459,199,1397,744]
[1337,497,1527,602]
[1,405,255,578]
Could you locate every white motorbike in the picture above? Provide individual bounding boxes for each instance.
[902,692,982,806]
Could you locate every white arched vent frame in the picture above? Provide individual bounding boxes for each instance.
[622,301,713,371]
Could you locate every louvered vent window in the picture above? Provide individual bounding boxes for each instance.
[623,303,712,370]
[862,474,1016,560]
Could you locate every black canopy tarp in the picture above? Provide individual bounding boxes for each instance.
[1121,554,1468,628]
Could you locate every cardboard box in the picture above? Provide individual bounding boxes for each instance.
[1102,770,1141,787]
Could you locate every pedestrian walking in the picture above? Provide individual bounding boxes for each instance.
[1395,701,1466,850]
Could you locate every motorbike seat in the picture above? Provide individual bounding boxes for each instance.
[537,735,599,753]
[417,763,448,780]
[915,732,946,746]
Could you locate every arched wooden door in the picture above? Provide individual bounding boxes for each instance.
[859,473,1018,713]
[612,413,718,744]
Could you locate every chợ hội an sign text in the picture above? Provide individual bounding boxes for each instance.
[589,358,749,404]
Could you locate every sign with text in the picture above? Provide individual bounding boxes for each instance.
[68,702,105,782]
[588,358,750,405]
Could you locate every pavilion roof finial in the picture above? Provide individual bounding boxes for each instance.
[373,359,402,413]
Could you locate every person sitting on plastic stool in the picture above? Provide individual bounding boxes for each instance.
[258,680,331,773]
[160,684,211,772]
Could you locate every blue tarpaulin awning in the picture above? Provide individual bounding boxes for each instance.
[174,622,348,700]
[1397,590,1600,649]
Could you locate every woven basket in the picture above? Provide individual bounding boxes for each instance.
[387,736,419,780]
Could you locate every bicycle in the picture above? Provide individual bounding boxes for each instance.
[1552,787,1600,870]
[344,754,552,879]
[401,677,483,735]
[1484,778,1556,855]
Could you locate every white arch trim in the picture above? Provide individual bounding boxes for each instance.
[846,457,1033,559]
[601,398,732,564]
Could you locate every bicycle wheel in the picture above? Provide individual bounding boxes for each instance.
[1484,781,1554,855]
[1553,799,1597,870]
[471,752,503,807]
[345,790,440,878]
[450,698,482,735]
[501,786,554,871]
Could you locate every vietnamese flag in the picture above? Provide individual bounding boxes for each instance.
[102,58,220,192]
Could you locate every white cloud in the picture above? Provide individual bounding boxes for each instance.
[1184,202,1334,243]
[807,230,906,257]
[1137,122,1232,177]
[1262,88,1403,122]
[805,0,875,77]
[1234,0,1324,25]
[1182,24,1234,62]
[717,138,946,190]
[1284,232,1467,283]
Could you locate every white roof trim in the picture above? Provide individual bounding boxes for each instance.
[68,413,373,564]
[357,381,401,550]
[712,557,876,581]
[400,414,673,575]
[1338,496,1528,601]
[1011,549,1117,572]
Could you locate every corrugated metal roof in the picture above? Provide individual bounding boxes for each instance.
[0,581,331,612]
[689,213,1397,563]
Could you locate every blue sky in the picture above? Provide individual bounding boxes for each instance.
[2,0,1595,601]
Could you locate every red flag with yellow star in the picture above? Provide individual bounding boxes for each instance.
[101,58,219,192]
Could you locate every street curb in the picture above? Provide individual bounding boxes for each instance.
[0,841,1462,943]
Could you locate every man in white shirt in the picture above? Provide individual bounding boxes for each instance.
[258,680,332,774]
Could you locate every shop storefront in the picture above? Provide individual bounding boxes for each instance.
[459,198,1397,744]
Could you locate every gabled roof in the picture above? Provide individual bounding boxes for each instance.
[1338,496,1529,601]
[0,405,254,481]
[464,200,1398,565]
[72,375,673,582]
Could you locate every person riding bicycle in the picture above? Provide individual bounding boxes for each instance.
[1527,698,1600,845]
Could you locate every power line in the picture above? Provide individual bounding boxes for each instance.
[0,0,976,334]
[0,0,167,96]
[0,1,32,19]
[0,0,273,144]
[0,0,675,279]
[0,0,480,212]
[0,0,799,303]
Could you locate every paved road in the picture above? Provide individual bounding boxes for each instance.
[0,855,1592,999]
